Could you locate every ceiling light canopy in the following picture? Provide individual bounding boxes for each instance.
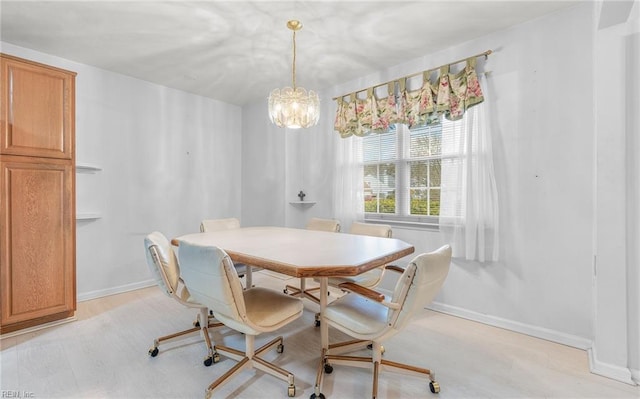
[268,20,320,129]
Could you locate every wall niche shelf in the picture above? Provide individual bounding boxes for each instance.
[76,164,102,222]
[76,163,102,173]
[289,201,317,207]
[76,213,102,221]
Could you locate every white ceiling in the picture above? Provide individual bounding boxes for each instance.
[0,1,584,106]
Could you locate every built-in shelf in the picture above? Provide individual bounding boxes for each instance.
[76,163,102,173]
[289,201,317,207]
[76,213,102,220]
[76,164,102,220]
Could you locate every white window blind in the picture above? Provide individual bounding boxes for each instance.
[363,118,456,225]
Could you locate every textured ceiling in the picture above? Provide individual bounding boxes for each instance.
[0,1,584,106]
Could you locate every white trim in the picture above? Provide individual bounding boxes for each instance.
[588,347,637,385]
[0,316,77,339]
[77,279,156,302]
[631,368,640,385]
[429,301,592,350]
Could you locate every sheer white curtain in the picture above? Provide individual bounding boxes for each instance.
[333,134,364,230]
[440,75,499,262]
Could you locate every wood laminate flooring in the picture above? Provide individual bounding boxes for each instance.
[1,271,638,398]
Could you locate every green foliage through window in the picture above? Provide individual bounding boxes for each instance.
[363,121,444,220]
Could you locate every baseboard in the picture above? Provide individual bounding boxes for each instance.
[429,301,592,350]
[631,368,640,385]
[77,279,156,302]
[0,316,77,339]
[588,347,637,385]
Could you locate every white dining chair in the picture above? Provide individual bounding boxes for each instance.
[143,231,224,366]
[200,218,258,288]
[313,245,452,399]
[178,241,304,398]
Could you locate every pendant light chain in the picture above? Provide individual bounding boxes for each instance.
[292,29,297,89]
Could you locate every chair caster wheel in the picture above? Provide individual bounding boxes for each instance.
[194,320,200,327]
[283,288,289,294]
[429,381,440,394]
[203,356,213,367]
[212,352,221,363]
[310,394,325,399]
[288,384,296,397]
[148,347,159,357]
[324,364,333,374]
[315,319,321,327]
[277,343,284,353]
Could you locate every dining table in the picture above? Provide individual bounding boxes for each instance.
[172,226,415,396]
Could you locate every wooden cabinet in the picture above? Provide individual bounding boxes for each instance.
[0,54,76,334]
[1,54,74,159]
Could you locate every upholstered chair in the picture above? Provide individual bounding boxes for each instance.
[312,245,452,399]
[200,218,258,288]
[178,241,304,398]
[143,231,223,366]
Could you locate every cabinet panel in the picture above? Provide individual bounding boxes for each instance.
[0,157,76,330]
[1,54,75,159]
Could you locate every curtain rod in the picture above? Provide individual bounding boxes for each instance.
[332,49,492,101]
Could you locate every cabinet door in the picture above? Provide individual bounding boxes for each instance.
[1,54,76,159]
[0,156,76,331]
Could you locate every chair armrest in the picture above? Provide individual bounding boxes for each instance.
[385,265,405,273]
[338,282,385,302]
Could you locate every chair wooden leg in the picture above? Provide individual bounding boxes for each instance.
[322,349,440,397]
[149,308,223,362]
[372,361,379,399]
[327,339,371,355]
[151,326,199,350]
[205,357,251,398]
[203,334,296,398]
[313,348,328,399]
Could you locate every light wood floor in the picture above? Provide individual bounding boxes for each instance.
[1,270,638,399]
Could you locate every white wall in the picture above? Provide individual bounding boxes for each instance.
[243,2,594,342]
[1,42,243,300]
[241,2,638,384]
[592,0,640,384]
[240,101,287,227]
[241,98,337,228]
[629,29,640,385]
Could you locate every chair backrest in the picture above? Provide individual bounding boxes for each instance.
[349,221,392,238]
[388,245,451,331]
[177,241,251,333]
[200,218,241,232]
[306,217,341,232]
[144,231,181,296]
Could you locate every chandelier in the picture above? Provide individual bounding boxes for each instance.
[268,20,320,129]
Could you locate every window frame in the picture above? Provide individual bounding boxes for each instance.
[363,122,446,229]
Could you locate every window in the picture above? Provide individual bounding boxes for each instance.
[363,119,448,226]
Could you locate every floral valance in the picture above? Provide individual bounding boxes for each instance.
[334,52,489,138]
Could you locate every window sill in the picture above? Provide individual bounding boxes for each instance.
[364,217,440,231]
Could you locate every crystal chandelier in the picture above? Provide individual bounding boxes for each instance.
[268,20,320,129]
